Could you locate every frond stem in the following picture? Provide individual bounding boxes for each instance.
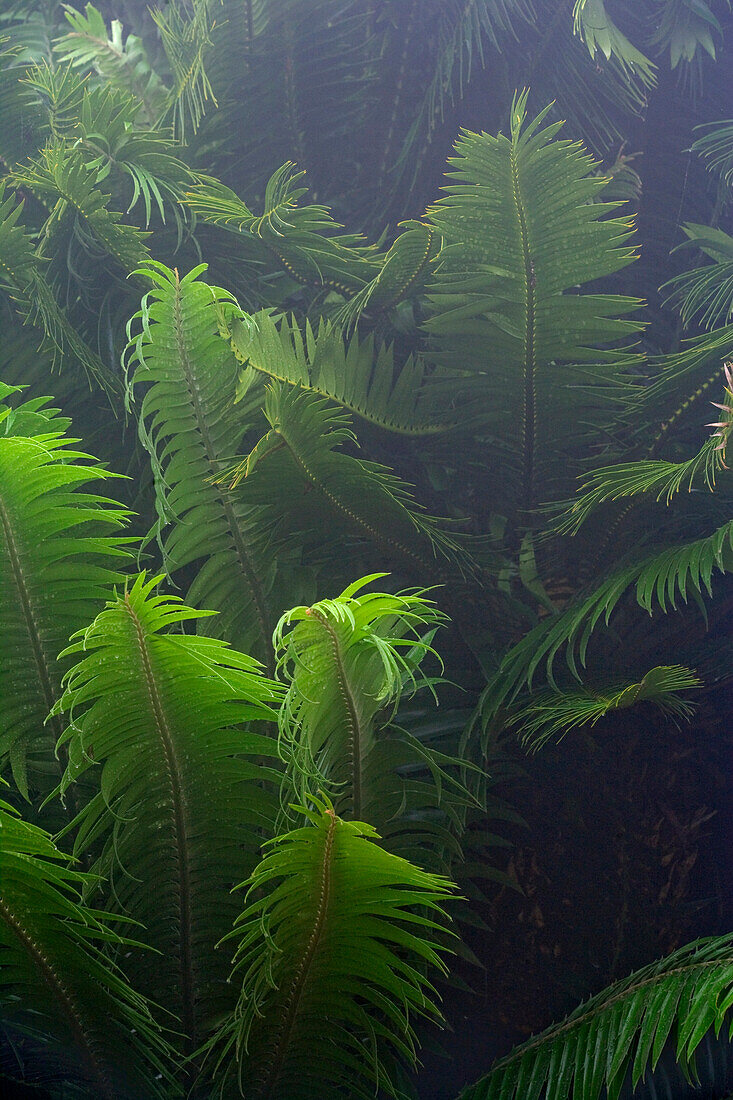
[310,609,363,819]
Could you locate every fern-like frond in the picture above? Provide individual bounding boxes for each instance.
[423,92,643,516]
[208,798,456,1100]
[124,261,298,669]
[55,3,168,125]
[692,116,733,185]
[53,572,283,1053]
[0,795,176,1098]
[228,381,475,578]
[0,401,131,805]
[480,516,733,715]
[226,307,452,435]
[663,222,733,330]
[273,576,472,867]
[457,933,733,1100]
[152,0,217,141]
[558,366,733,533]
[508,665,700,751]
[184,164,381,296]
[573,0,657,84]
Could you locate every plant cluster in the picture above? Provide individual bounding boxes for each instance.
[0,2,732,1098]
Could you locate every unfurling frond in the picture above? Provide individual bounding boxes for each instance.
[208,798,456,1100]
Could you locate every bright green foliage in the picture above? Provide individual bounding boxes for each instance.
[458,933,733,1100]
[424,92,642,516]
[273,577,472,867]
[227,308,451,435]
[0,397,131,803]
[124,261,287,668]
[507,664,701,750]
[53,573,283,1052]
[209,799,456,1100]
[0,795,176,1099]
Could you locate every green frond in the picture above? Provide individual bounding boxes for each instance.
[457,933,733,1100]
[228,381,475,578]
[273,576,470,866]
[0,795,177,1098]
[508,664,700,751]
[53,572,284,1051]
[0,399,131,804]
[558,367,733,532]
[152,0,217,141]
[573,0,657,84]
[208,798,456,1100]
[124,261,297,669]
[692,116,733,185]
[480,516,733,714]
[55,3,168,125]
[423,93,643,515]
[331,220,443,331]
[12,139,150,271]
[183,164,382,295]
[650,0,724,87]
[663,223,733,329]
[226,308,452,435]
[0,183,119,395]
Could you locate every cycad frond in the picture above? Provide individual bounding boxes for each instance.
[125,261,293,669]
[228,381,474,578]
[663,223,733,330]
[226,307,452,435]
[209,798,456,1100]
[0,404,131,804]
[184,164,381,296]
[54,572,283,1051]
[423,92,643,516]
[273,577,471,867]
[508,664,700,751]
[0,795,176,1099]
[573,0,657,84]
[457,933,733,1100]
[55,2,168,125]
[481,516,733,713]
[152,0,217,140]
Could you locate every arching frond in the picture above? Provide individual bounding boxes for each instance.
[663,223,733,330]
[228,382,475,579]
[124,261,299,670]
[226,307,453,435]
[152,0,217,140]
[457,933,733,1100]
[208,798,456,1100]
[273,577,472,867]
[508,664,700,751]
[480,516,733,716]
[423,92,643,517]
[573,0,656,84]
[53,573,283,1053]
[0,795,176,1099]
[0,401,131,805]
[184,164,381,296]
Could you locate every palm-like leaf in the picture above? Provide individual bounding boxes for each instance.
[0,795,176,1098]
[456,933,733,1100]
[53,573,283,1054]
[0,395,131,805]
[228,381,474,580]
[507,664,700,751]
[125,260,295,669]
[273,576,472,868]
[208,798,456,1100]
[226,307,452,435]
[423,92,643,518]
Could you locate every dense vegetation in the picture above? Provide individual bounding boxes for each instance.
[0,1,732,1097]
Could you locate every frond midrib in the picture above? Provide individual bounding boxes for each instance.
[124,590,196,1049]
[310,609,363,819]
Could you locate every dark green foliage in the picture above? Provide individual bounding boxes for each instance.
[0,2,731,1098]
